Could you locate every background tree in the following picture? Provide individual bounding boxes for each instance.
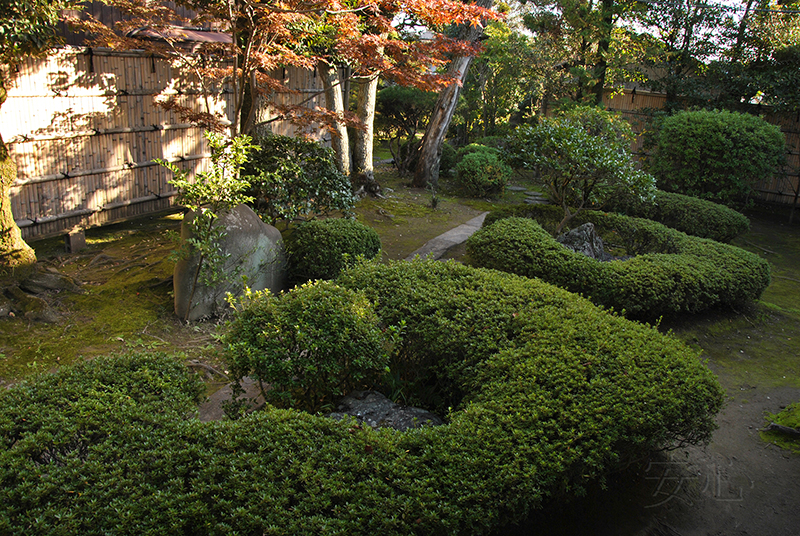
[0,0,80,271]
[456,20,538,143]
[632,0,729,110]
[506,106,655,233]
[413,0,495,189]
[80,0,498,189]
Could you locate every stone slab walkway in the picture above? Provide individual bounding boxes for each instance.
[404,212,488,261]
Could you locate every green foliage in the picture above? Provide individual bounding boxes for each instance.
[376,85,437,174]
[760,402,800,454]
[454,151,511,198]
[0,0,77,77]
[242,135,356,225]
[456,143,501,160]
[438,142,458,177]
[506,106,656,232]
[0,263,724,535]
[223,281,399,412]
[470,207,771,319]
[647,109,785,207]
[157,132,257,289]
[285,217,381,283]
[605,189,751,242]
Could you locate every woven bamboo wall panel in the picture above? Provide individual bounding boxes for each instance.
[1,46,327,241]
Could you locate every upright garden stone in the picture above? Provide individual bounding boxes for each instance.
[557,222,608,260]
[174,204,286,321]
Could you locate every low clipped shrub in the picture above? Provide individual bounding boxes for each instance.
[243,135,356,225]
[647,109,785,207]
[285,217,381,283]
[456,142,500,160]
[223,281,399,412]
[470,206,770,318]
[604,190,750,242]
[455,151,511,197]
[0,263,725,535]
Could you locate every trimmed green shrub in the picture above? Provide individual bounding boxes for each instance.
[604,190,750,242]
[470,206,770,318]
[0,263,724,535]
[243,135,356,225]
[455,151,511,197]
[223,281,399,412]
[647,109,785,207]
[456,142,501,160]
[285,217,381,283]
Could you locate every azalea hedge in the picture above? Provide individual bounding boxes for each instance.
[0,262,725,535]
[471,205,770,318]
[603,190,750,242]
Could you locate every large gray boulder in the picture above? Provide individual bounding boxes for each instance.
[327,390,444,431]
[174,204,287,321]
[557,222,609,261]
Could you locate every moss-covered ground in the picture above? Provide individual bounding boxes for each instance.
[1,163,799,534]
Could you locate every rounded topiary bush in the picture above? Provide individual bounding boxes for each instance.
[223,281,399,412]
[604,189,750,242]
[0,262,725,535]
[470,206,770,318]
[455,151,511,197]
[647,109,785,207]
[285,217,381,283]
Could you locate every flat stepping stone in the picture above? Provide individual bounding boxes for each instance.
[405,212,488,261]
[507,186,528,192]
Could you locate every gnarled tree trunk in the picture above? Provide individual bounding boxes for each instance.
[0,86,36,274]
[413,0,492,189]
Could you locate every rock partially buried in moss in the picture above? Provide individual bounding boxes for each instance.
[3,285,60,323]
[19,266,81,295]
[327,390,444,431]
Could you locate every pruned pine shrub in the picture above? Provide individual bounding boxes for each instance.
[455,151,511,197]
[470,207,770,318]
[647,109,785,208]
[285,217,381,283]
[223,281,399,413]
[243,135,356,225]
[604,190,750,242]
[0,262,724,535]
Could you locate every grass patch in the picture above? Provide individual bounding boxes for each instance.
[761,402,800,454]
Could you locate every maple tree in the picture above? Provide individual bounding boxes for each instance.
[77,0,500,187]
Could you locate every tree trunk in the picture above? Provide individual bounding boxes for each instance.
[318,60,351,175]
[352,73,382,196]
[413,0,492,189]
[590,0,615,105]
[0,83,36,274]
[0,133,36,274]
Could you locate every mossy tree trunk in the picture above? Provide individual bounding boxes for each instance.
[0,87,36,273]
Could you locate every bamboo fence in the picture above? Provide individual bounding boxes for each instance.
[0,46,329,241]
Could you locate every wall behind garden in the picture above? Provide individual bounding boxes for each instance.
[604,88,800,209]
[0,46,329,241]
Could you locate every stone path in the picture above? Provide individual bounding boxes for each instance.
[404,212,488,261]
